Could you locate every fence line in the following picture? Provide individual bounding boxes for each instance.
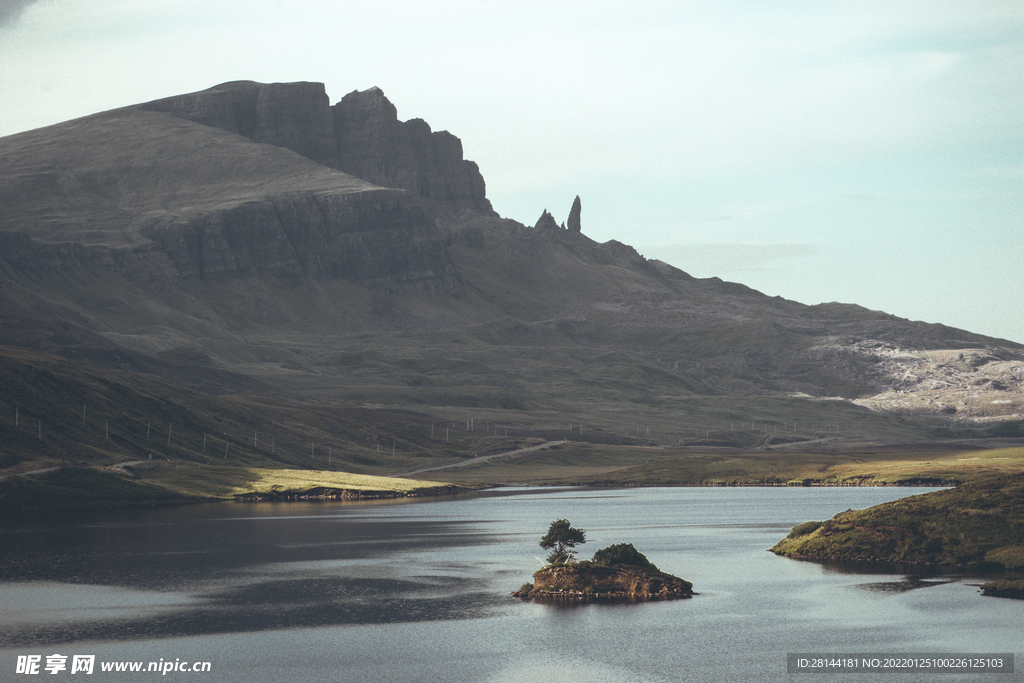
[4,400,882,470]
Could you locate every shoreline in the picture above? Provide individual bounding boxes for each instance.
[232,484,474,502]
[1,476,958,514]
[0,465,485,514]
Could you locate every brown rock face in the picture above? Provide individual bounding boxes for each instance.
[332,87,492,212]
[567,195,582,233]
[522,563,693,600]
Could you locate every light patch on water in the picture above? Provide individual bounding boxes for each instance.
[0,582,194,627]
[484,654,672,683]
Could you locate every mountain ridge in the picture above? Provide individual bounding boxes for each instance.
[0,80,1021,471]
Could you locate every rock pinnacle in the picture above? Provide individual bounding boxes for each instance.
[567,195,581,233]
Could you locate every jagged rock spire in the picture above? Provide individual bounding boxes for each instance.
[567,195,581,233]
[534,209,560,230]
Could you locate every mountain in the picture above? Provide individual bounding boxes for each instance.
[0,80,1021,472]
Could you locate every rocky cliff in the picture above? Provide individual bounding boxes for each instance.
[139,81,493,214]
[333,87,492,213]
[0,94,464,291]
[142,189,461,292]
[140,80,339,167]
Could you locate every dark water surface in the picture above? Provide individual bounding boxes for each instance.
[1,487,1020,681]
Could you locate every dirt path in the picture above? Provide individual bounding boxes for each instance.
[391,440,568,478]
[0,467,61,482]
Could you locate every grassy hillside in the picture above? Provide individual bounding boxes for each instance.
[0,467,191,511]
[3,344,1023,499]
[0,345,527,477]
[443,443,1024,487]
[770,472,1024,571]
[1,343,976,477]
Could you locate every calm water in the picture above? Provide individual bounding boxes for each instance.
[1,487,1021,682]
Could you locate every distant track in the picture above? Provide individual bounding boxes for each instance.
[0,467,61,482]
[1,461,156,482]
[391,440,568,478]
[109,461,147,470]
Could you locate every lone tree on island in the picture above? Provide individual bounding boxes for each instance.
[540,519,586,564]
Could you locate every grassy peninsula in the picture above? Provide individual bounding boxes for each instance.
[0,463,476,512]
[770,472,1024,597]
[124,463,467,500]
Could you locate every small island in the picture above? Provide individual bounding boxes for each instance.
[513,519,694,601]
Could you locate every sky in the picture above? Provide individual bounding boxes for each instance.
[1,0,1021,343]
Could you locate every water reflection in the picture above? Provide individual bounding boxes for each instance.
[1,574,506,647]
[807,556,1017,581]
[0,500,513,647]
[0,512,493,590]
[856,577,959,593]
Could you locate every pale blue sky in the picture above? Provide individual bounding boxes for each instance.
[1,0,1021,342]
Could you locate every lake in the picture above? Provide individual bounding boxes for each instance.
[1,486,1020,682]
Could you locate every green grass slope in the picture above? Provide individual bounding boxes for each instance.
[770,472,1024,569]
[0,345,522,478]
[0,467,190,511]
[557,445,1024,487]
[4,344,1021,496]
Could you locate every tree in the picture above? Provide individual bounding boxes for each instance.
[539,519,586,564]
[591,543,659,572]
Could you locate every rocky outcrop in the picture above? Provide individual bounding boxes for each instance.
[1,189,463,296]
[532,198,581,233]
[4,82,481,297]
[567,195,582,233]
[514,562,694,600]
[849,345,1024,422]
[980,579,1024,600]
[534,209,560,231]
[139,81,338,167]
[142,189,463,293]
[139,81,493,213]
[332,87,492,213]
